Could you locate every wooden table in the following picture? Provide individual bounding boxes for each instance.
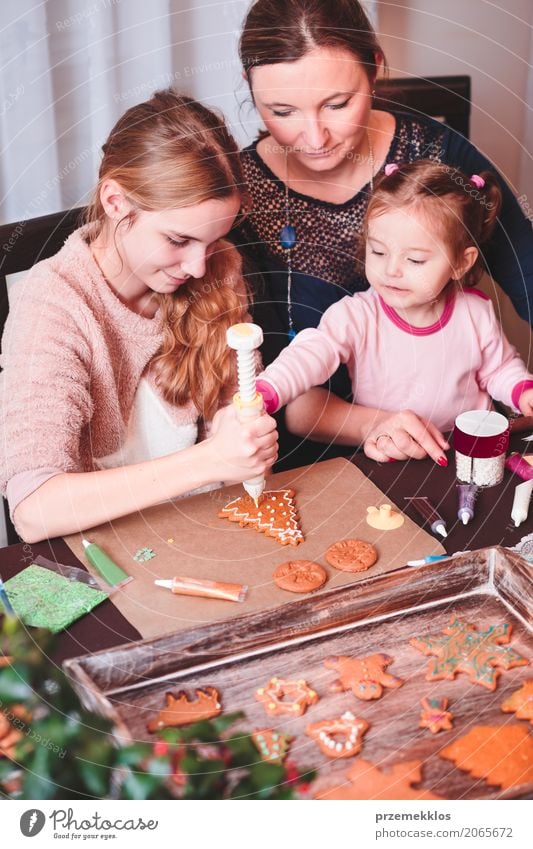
[0,434,531,663]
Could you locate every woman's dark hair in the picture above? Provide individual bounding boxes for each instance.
[240,0,386,84]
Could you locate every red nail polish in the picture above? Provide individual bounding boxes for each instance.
[437,456,448,467]
[388,458,397,463]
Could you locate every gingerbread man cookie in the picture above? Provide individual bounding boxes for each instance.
[306,711,369,759]
[325,653,403,700]
[419,697,454,734]
[500,680,533,724]
[219,490,304,546]
[325,539,378,572]
[255,677,318,717]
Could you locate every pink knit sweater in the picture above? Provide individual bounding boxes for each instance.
[258,287,533,430]
[0,227,200,514]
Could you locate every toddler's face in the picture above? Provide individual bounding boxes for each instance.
[365,206,458,322]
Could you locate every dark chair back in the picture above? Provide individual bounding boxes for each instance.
[0,207,85,543]
[375,75,471,138]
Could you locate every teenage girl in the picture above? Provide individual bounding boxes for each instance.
[0,90,277,543]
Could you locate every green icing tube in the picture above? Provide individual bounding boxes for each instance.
[82,539,132,588]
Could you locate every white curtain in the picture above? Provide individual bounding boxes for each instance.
[1,1,384,224]
[0,0,385,224]
[362,0,379,28]
[0,0,174,223]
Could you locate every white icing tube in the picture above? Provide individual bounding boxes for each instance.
[511,479,533,527]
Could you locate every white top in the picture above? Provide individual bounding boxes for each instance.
[95,377,198,468]
[96,377,221,497]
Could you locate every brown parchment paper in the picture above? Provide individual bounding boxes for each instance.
[63,458,445,640]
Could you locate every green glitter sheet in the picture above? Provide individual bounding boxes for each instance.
[4,564,108,633]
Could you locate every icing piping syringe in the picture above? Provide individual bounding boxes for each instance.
[226,322,265,507]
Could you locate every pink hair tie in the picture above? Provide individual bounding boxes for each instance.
[384,163,399,176]
[470,174,485,189]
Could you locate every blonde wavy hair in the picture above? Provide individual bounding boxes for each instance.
[86,89,248,420]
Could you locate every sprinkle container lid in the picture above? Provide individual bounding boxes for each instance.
[453,410,509,458]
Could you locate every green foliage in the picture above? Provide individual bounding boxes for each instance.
[0,617,174,800]
[0,617,315,800]
[160,713,315,799]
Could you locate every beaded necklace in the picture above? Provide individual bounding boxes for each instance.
[280,129,375,340]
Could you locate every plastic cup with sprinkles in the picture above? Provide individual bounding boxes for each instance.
[453,410,509,487]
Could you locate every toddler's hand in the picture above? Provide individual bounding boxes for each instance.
[518,389,533,416]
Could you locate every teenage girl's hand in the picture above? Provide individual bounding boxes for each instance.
[364,410,450,465]
[208,404,278,483]
[518,389,533,416]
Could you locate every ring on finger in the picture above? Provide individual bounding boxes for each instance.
[375,433,393,448]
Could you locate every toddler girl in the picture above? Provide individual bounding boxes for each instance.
[256,160,533,451]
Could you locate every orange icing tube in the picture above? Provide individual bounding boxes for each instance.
[155,576,247,603]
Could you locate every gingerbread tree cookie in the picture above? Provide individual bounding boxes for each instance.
[218,489,304,546]
[325,653,403,700]
[410,618,528,690]
[313,759,443,800]
[439,725,533,789]
[251,729,292,764]
[500,680,533,724]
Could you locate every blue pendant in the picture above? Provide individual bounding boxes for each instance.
[287,328,297,340]
[280,225,297,250]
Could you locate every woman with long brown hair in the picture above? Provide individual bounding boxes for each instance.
[0,89,277,543]
[237,0,533,464]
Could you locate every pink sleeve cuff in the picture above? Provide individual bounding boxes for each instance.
[256,379,280,414]
[511,380,533,410]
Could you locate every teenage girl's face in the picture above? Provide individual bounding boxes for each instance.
[116,196,241,299]
[365,206,461,322]
[250,46,373,173]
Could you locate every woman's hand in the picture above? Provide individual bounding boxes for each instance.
[209,404,278,482]
[364,410,450,464]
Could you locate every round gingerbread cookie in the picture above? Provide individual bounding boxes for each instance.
[273,560,327,593]
[325,539,378,572]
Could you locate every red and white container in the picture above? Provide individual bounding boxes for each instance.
[453,410,509,487]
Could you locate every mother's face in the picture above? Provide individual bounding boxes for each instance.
[249,46,374,173]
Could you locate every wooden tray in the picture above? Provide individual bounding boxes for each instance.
[64,547,533,799]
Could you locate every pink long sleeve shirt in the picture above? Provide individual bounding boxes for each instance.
[257,287,533,431]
